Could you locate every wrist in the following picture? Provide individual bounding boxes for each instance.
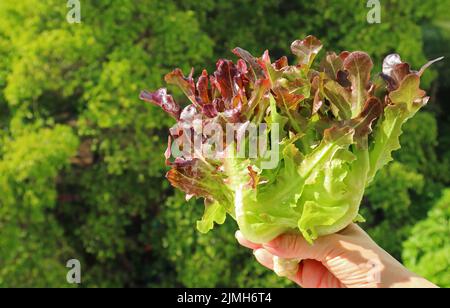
[378,258,438,288]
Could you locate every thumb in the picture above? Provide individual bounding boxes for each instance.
[262,233,333,261]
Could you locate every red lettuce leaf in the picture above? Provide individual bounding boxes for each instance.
[291,35,323,67]
[139,88,181,119]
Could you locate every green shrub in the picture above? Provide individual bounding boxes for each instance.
[0,126,79,287]
[403,189,450,287]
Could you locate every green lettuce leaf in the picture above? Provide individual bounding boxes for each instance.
[197,200,227,234]
[368,74,428,183]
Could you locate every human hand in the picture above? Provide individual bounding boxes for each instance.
[236,224,437,288]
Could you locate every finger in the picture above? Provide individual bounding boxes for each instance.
[262,233,334,261]
[253,249,274,270]
[235,231,262,250]
[295,259,344,288]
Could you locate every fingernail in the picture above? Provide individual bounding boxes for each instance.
[253,248,272,264]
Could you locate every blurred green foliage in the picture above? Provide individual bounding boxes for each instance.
[403,189,450,287]
[0,0,448,287]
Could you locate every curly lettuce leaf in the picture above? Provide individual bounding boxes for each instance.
[197,200,227,234]
[368,74,428,183]
[291,35,323,68]
[343,52,373,117]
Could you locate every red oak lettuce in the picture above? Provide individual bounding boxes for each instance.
[140,36,442,246]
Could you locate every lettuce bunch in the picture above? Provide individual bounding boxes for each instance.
[140,36,441,244]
